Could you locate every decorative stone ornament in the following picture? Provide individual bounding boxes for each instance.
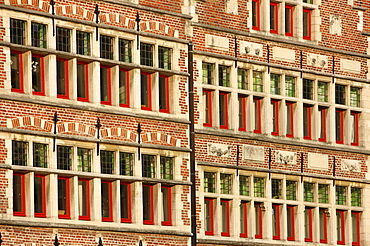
[243,145,264,162]
[208,143,231,157]
[341,159,361,172]
[275,150,296,165]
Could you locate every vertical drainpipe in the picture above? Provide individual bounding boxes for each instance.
[188,41,196,246]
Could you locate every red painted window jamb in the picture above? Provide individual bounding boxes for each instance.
[13,173,26,217]
[239,96,247,131]
[337,210,346,245]
[303,105,312,140]
[240,202,248,238]
[77,61,89,102]
[203,90,213,127]
[254,97,262,134]
[11,50,24,93]
[78,179,91,221]
[319,107,327,142]
[352,212,360,246]
[120,182,132,223]
[100,65,112,105]
[286,102,294,138]
[287,206,295,241]
[336,110,344,144]
[219,92,229,129]
[320,208,328,243]
[32,54,45,96]
[221,199,230,237]
[161,186,172,226]
[58,176,71,219]
[252,0,261,31]
[34,175,46,218]
[272,204,280,240]
[351,112,359,146]
[305,208,313,242]
[285,5,294,37]
[143,184,154,225]
[271,100,279,136]
[119,69,130,108]
[270,2,279,34]
[303,9,312,40]
[205,198,214,235]
[159,75,170,113]
[102,181,113,222]
[56,58,69,99]
[141,72,152,111]
[255,203,263,239]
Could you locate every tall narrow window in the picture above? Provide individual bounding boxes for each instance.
[337,210,346,245]
[77,62,89,102]
[120,152,133,176]
[204,198,214,235]
[219,65,230,87]
[158,46,172,69]
[13,173,26,216]
[254,177,265,197]
[286,102,294,138]
[336,186,346,205]
[238,68,248,89]
[255,203,263,238]
[31,55,45,96]
[287,206,295,241]
[220,174,232,194]
[100,35,114,59]
[78,179,90,220]
[219,93,229,129]
[352,212,361,246]
[285,6,293,36]
[141,73,152,111]
[271,100,279,136]
[271,179,282,199]
[140,43,153,66]
[119,39,132,63]
[318,107,327,142]
[58,177,70,219]
[318,81,328,102]
[351,187,361,207]
[100,150,114,174]
[221,199,230,237]
[238,95,247,131]
[77,148,91,172]
[335,84,346,105]
[286,181,297,200]
[303,79,313,99]
[252,0,260,30]
[350,112,359,146]
[11,51,24,93]
[33,143,47,168]
[76,31,90,55]
[240,202,248,237]
[319,209,328,243]
[202,63,214,84]
[120,182,131,223]
[270,74,280,94]
[101,181,113,222]
[239,176,249,196]
[303,104,312,140]
[34,175,46,218]
[100,66,112,105]
[143,184,154,224]
[56,59,69,99]
[270,2,279,34]
[304,207,313,242]
[12,141,28,166]
[350,87,360,107]
[161,186,172,226]
[160,156,173,180]
[31,23,47,48]
[10,18,26,45]
[303,9,312,40]
[253,97,262,134]
[335,109,344,144]
[56,27,71,52]
[204,172,216,193]
[159,76,170,113]
[142,154,155,178]
[304,182,314,202]
[272,204,281,240]
[318,184,329,203]
[203,90,213,127]
[119,69,130,107]
[57,146,72,170]
[253,71,263,92]
[285,76,295,97]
